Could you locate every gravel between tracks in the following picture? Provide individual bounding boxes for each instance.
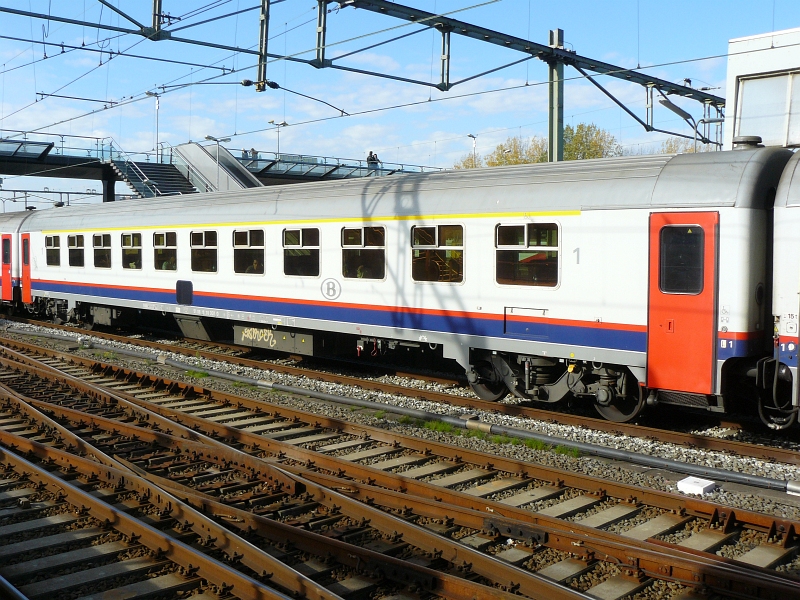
[4,321,800,523]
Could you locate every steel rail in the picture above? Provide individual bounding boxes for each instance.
[2,340,798,544]
[10,378,800,600]
[0,396,507,600]
[0,443,294,600]
[5,323,797,467]
[0,418,588,600]
[0,348,298,493]
[0,340,800,543]
[2,345,799,597]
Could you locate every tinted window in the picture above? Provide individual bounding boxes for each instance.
[411,225,463,283]
[284,228,319,277]
[93,234,111,268]
[2,239,10,265]
[68,235,84,267]
[45,236,60,266]
[496,223,559,287]
[342,226,385,279]
[660,226,704,294]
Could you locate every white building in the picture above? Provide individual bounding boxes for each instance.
[724,27,800,150]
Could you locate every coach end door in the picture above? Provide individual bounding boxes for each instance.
[1,235,11,302]
[21,234,31,303]
[647,212,718,394]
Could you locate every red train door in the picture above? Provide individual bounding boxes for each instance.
[21,234,31,303]
[1,235,11,302]
[647,212,718,394]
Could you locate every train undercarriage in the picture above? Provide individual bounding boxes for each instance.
[10,297,797,429]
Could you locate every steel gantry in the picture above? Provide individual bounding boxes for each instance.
[1,0,727,162]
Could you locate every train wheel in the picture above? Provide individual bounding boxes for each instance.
[593,368,646,422]
[469,361,508,401]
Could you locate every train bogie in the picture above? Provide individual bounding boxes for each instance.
[2,146,797,427]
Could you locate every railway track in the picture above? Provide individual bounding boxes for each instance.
[4,320,800,469]
[0,337,798,598]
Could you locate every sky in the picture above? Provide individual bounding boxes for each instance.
[1,0,800,209]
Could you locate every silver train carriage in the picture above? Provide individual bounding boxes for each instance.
[0,146,795,426]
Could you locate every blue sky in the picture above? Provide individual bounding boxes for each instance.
[1,1,800,207]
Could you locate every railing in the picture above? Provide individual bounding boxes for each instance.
[0,128,443,184]
[165,142,215,193]
[237,149,441,178]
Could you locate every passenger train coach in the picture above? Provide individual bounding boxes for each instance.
[1,146,799,428]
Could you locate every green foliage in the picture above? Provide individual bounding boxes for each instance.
[524,438,548,451]
[453,123,622,169]
[484,135,547,166]
[186,369,209,378]
[562,123,622,160]
[101,351,118,360]
[423,420,456,434]
[554,444,581,458]
[374,410,386,419]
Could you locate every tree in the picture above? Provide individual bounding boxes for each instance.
[484,135,547,166]
[562,123,622,160]
[453,152,483,169]
[453,123,622,169]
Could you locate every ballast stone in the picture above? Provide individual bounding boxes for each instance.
[677,476,717,495]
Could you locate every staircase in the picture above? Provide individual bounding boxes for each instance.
[111,159,197,198]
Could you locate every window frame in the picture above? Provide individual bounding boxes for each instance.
[494,222,560,289]
[93,233,112,269]
[410,224,464,284]
[658,225,705,295]
[67,234,85,268]
[341,225,386,280]
[45,235,60,267]
[190,230,218,273]
[233,229,265,275]
[154,231,178,271]
[283,227,320,277]
[121,232,142,270]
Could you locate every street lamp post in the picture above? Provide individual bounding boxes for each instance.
[467,134,477,167]
[269,120,288,156]
[145,91,160,158]
[204,135,231,190]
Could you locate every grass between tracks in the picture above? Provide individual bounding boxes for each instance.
[392,416,580,457]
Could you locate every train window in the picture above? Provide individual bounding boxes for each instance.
[495,223,559,287]
[191,230,217,273]
[233,229,264,274]
[283,228,319,277]
[2,238,10,265]
[342,226,385,279]
[22,239,29,266]
[154,231,177,271]
[411,225,463,283]
[93,234,111,268]
[45,236,60,266]
[660,226,704,294]
[67,235,85,267]
[121,233,142,270]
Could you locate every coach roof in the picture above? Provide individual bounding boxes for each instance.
[21,147,793,232]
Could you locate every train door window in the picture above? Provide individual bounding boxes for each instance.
[233,229,264,274]
[154,232,177,271]
[659,225,704,294]
[283,228,319,276]
[67,235,85,267]
[93,234,111,268]
[2,238,10,265]
[191,230,218,273]
[342,226,385,279]
[22,238,29,266]
[495,223,559,287]
[121,233,142,269]
[411,225,463,283]
[45,235,60,266]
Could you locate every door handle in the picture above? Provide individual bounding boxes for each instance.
[666,319,675,333]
